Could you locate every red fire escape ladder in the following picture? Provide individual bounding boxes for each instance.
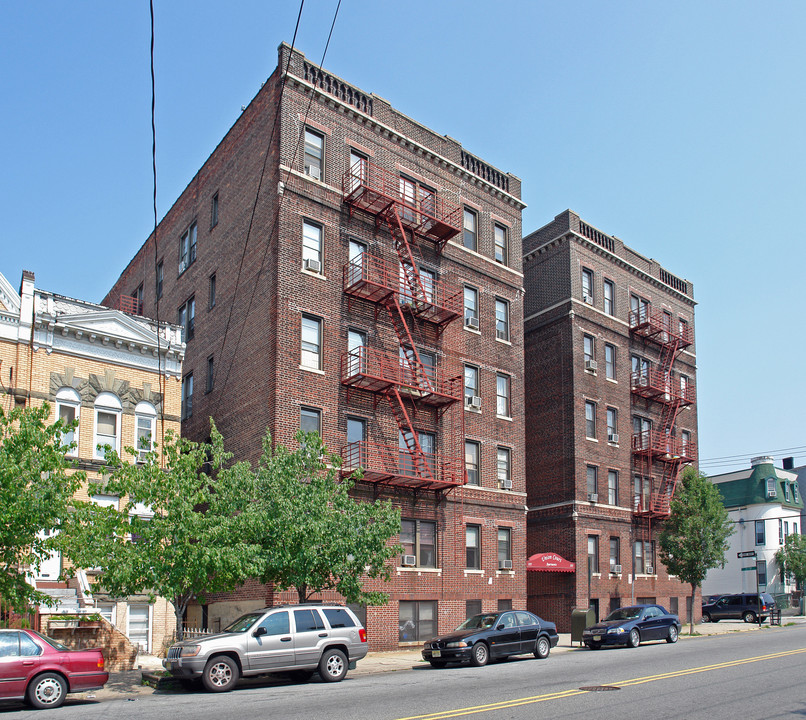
[386,387,435,484]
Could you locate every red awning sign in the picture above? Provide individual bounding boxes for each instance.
[526,552,576,573]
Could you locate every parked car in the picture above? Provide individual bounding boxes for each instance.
[0,628,108,709]
[421,610,559,668]
[582,604,681,649]
[702,594,725,605]
[163,603,368,691]
[701,593,776,623]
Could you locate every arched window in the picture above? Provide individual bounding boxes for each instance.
[94,392,122,460]
[134,401,157,462]
[56,387,81,457]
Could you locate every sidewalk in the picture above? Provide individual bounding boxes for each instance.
[88,616,806,701]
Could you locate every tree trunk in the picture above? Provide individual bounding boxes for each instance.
[174,593,190,642]
[689,584,696,636]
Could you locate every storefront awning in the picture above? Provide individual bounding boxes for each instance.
[526,552,576,572]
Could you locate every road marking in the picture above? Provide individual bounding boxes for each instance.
[394,647,806,720]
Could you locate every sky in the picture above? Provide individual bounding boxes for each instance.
[1,1,804,474]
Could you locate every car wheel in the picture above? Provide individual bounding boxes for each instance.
[743,611,756,623]
[429,660,448,669]
[586,642,601,650]
[702,612,711,623]
[627,628,640,648]
[470,642,489,667]
[202,655,240,692]
[287,670,315,683]
[534,636,551,659]
[666,626,679,644]
[318,648,348,682]
[27,672,67,709]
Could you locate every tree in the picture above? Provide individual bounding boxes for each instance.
[0,403,83,613]
[658,466,734,634]
[59,422,261,640]
[776,534,806,591]
[243,431,401,606]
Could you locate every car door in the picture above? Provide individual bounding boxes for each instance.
[0,632,27,700]
[639,606,665,640]
[293,609,328,667]
[245,611,294,671]
[515,612,539,654]
[712,596,732,620]
[490,612,521,658]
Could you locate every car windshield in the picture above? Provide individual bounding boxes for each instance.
[456,613,499,631]
[30,630,70,651]
[605,607,643,622]
[223,612,264,633]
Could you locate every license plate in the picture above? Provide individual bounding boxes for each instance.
[593,635,601,642]
[432,650,441,658]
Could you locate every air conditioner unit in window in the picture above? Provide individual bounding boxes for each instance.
[304,165,321,180]
[496,329,508,341]
[585,359,598,372]
[178,259,187,274]
[608,433,619,444]
[767,489,777,498]
[646,565,654,575]
[465,316,479,330]
[588,493,598,503]
[465,395,481,410]
[613,564,623,574]
[401,555,416,567]
[501,478,513,490]
[499,560,513,570]
[303,258,322,273]
[583,293,593,304]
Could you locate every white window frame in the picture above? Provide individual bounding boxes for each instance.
[134,401,157,463]
[495,298,510,341]
[303,128,324,180]
[94,392,122,460]
[56,387,81,457]
[494,223,508,264]
[301,314,323,370]
[179,222,197,273]
[496,373,511,417]
[181,373,194,420]
[302,220,323,272]
[463,207,477,251]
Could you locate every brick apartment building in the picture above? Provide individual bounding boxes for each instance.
[104,43,527,650]
[522,210,698,631]
[0,269,184,657]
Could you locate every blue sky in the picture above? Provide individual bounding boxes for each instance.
[2,1,804,473]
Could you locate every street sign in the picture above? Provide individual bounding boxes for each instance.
[737,551,757,558]
[741,566,756,571]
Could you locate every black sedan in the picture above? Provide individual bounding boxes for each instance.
[422,610,559,668]
[582,604,681,649]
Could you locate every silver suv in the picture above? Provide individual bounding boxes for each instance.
[163,604,368,691]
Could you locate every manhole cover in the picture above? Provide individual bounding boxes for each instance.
[579,686,621,692]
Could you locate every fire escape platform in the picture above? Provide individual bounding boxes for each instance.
[631,370,696,406]
[629,308,693,349]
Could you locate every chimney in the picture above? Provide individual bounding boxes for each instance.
[783,457,794,470]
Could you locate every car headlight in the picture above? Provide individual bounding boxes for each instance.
[607,627,625,634]
[179,645,202,657]
[446,641,469,648]
[423,642,431,649]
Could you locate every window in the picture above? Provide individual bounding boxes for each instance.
[585,401,596,439]
[609,538,620,572]
[302,220,323,272]
[587,465,598,497]
[300,407,321,435]
[419,267,436,304]
[794,485,800,503]
[293,608,325,633]
[608,470,619,505]
[779,518,784,545]
[634,474,651,510]
[94,392,122,459]
[634,540,653,574]
[399,600,436,643]
[400,519,436,568]
[347,329,367,375]
[496,374,511,417]
[466,600,482,619]
[464,286,479,328]
[464,364,480,406]
[632,355,650,386]
[606,407,617,440]
[755,520,765,546]
[301,314,322,370]
[630,293,650,323]
[156,260,163,300]
[494,223,508,264]
[681,430,691,456]
[178,296,195,341]
[466,525,481,569]
[633,415,652,449]
[206,356,214,393]
[495,298,510,341]
[463,208,477,251]
[349,149,367,183]
[131,284,143,315]
[605,344,616,380]
[497,447,511,489]
[766,478,777,498]
[603,279,615,315]
[465,440,480,486]
[209,274,216,309]
[399,430,436,476]
[303,128,324,180]
[179,221,197,272]
[757,560,767,587]
[211,192,219,228]
[784,482,792,502]
[498,528,512,568]
[678,317,690,344]
[134,401,156,462]
[582,268,594,303]
[587,535,599,573]
[583,335,595,367]
[345,416,366,469]
[181,373,193,420]
[56,387,80,457]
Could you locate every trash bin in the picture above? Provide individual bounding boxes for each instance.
[571,608,595,646]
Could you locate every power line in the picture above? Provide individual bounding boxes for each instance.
[699,445,806,464]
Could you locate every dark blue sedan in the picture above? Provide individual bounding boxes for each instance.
[582,604,681,649]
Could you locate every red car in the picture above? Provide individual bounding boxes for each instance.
[0,628,108,709]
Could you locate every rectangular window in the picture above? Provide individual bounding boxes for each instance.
[302,220,323,272]
[587,465,598,497]
[301,314,322,370]
[497,447,511,489]
[466,600,482,619]
[178,297,195,341]
[398,600,436,643]
[400,519,436,568]
[633,474,651,510]
[495,298,510,341]
[131,284,143,315]
[585,400,596,439]
[463,208,477,251]
[345,416,366,468]
[605,344,616,380]
[399,430,436,476]
[209,273,216,309]
[498,528,512,568]
[582,268,594,303]
[632,355,650,386]
[156,260,163,300]
[603,279,615,315]
[349,149,367,183]
[608,470,619,505]
[494,223,508,264]
[464,365,480,406]
[211,192,219,228]
[466,525,481,569]
[630,293,650,323]
[94,409,119,459]
[606,407,617,440]
[300,407,321,435]
[135,412,155,462]
[588,535,599,573]
[755,520,766,546]
[757,560,767,587]
[784,482,792,502]
[681,430,691,456]
[179,221,197,272]
[464,286,479,328]
[465,440,480,486]
[303,128,324,180]
[496,374,511,417]
[58,400,79,457]
[583,335,595,367]
[779,518,784,544]
[610,537,620,571]
[633,540,651,574]
[206,356,214,393]
[181,373,193,420]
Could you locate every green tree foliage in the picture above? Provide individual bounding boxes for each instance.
[243,431,401,605]
[658,466,734,634]
[59,422,261,639]
[776,534,806,590]
[0,403,83,613]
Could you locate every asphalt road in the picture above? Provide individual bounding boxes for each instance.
[2,626,805,719]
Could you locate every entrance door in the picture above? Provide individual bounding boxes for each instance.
[34,529,60,581]
[128,605,150,652]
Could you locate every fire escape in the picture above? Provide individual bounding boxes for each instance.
[630,307,697,544]
[340,159,465,494]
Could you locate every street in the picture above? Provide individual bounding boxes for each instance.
[2,626,805,719]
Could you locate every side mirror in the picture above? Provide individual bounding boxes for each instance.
[253,626,267,637]
[496,624,504,631]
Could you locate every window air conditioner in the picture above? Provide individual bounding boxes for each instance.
[401,555,416,567]
[496,329,508,341]
[178,259,187,274]
[499,560,513,570]
[646,565,654,575]
[767,489,777,498]
[608,433,619,444]
[304,165,321,180]
[583,293,593,304]
[501,478,513,490]
[303,258,322,273]
[585,359,598,372]
[465,316,480,330]
[613,564,623,574]
[588,493,598,503]
[465,395,482,410]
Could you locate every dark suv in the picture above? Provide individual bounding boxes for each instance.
[701,593,776,623]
